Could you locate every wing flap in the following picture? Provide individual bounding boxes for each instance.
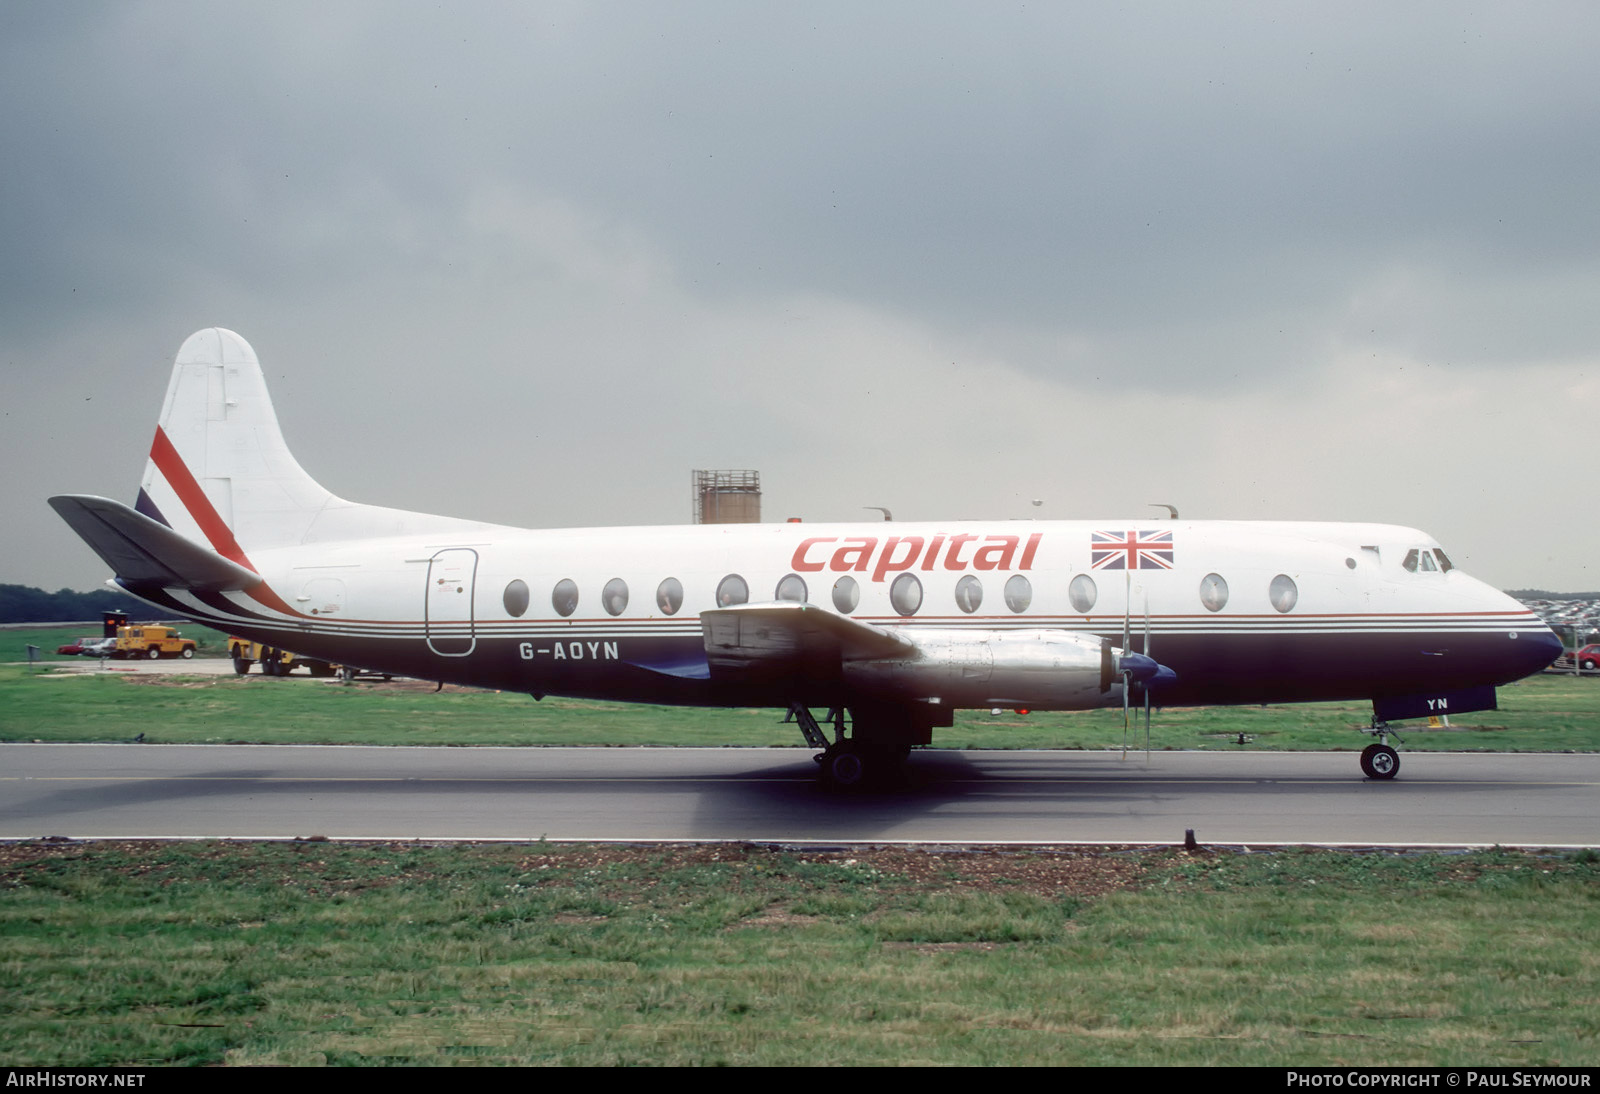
[49,494,260,592]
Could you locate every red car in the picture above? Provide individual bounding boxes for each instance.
[1573,644,1600,671]
[55,637,95,655]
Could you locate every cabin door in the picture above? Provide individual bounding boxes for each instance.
[425,548,478,656]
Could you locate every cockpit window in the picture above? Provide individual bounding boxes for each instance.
[1403,547,1447,574]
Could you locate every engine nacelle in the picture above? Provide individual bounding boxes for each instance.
[840,628,1122,710]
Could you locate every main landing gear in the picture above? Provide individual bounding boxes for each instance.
[787,703,931,789]
[1359,718,1403,780]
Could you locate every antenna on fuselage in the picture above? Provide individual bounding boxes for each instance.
[863,507,893,521]
[1150,503,1179,519]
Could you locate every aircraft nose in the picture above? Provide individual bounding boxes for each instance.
[1521,627,1564,676]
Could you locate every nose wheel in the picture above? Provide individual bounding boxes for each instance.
[1359,742,1400,780]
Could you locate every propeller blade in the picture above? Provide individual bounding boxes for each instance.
[1145,690,1152,762]
[1121,671,1130,759]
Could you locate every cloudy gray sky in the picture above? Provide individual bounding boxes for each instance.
[5,2,1598,593]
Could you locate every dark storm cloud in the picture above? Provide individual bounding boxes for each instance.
[5,2,1600,590]
[9,3,1600,370]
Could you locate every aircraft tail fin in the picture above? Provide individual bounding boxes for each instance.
[134,328,335,555]
[111,328,494,570]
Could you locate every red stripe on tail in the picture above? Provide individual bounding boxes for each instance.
[147,426,301,618]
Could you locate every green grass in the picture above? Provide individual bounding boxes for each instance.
[2,662,1598,751]
[2,841,1596,1066]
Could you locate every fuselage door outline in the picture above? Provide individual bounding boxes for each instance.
[425,547,478,657]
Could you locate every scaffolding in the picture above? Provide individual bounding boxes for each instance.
[692,469,761,524]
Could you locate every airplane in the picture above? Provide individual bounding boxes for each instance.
[50,328,1563,787]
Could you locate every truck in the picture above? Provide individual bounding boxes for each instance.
[227,637,337,677]
[112,625,197,660]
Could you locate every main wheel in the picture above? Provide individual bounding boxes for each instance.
[232,654,250,676]
[1360,743,1400,780]
[824,746,868,789]
[340,665,357,682]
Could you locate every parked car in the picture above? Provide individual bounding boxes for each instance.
[1574,644,1600,671]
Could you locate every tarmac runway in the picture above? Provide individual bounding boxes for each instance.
[3,743,1597,847]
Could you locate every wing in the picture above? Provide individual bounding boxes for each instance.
[700,602,914,675]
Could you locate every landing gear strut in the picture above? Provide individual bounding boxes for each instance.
[787,702,933,789]
[1359,718,1403,780]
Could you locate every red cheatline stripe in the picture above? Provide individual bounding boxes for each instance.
[148,426,255,572]
[146,426,301,618]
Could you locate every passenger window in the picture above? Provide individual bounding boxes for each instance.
[503,579,530,618]
[1199,573,1228,612]
[832,575,859,613]
[656,577,684,615]
[1269,574,1298,613]
[552,579,579,617]
[1068,574,1096,613]
[716,574,749,607]
[602,578,629,616]
[954,575,983,613]
[1005,574,1033,613]
[889,573,923,616]
[775,574,808,603]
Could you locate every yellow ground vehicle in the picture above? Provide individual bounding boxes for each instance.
[227,637,337,677]
[112,625,197,660]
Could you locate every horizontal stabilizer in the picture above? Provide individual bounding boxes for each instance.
[700,602,915,674]
[48,494,260,592]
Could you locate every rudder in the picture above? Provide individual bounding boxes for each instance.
[136,328,333,555]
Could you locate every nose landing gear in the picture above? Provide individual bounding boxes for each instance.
[1359,718,1403,780]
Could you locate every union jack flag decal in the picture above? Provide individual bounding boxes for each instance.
[1090,529,1175,570]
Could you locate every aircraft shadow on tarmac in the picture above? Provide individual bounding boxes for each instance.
[2,749,1549,844]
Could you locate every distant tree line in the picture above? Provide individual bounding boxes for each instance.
[0,584,137,624]
[1505,590,1600,601]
